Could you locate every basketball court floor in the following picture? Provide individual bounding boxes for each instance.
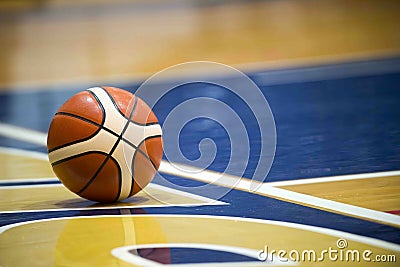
[0,0,399,266]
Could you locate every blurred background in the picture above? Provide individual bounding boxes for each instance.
[0,0,399,89]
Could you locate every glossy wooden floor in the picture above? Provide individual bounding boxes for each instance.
[1,1,399,266]
[280,176,400,213]
[1,149,399,266]
[0,0,399,88]
[0,0,399,224]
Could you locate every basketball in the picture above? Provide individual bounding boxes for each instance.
[47,86,163,203]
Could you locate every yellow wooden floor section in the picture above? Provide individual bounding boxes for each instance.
[280,176,400,214]
[1,0,399,216]
[2,215,399,267]
[1,147,399,266]
[0,149,225,213]
[0,149,54,180]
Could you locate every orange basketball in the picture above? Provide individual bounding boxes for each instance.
[47,86,163,203]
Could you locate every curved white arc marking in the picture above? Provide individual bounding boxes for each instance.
[1,215,399,252]
[112,247,162,266]
[87,87,127,135]
[124,122,162,148]
[111,243,298,266]
[48,129,117,164]
[112,143,135,200]
[111,243,294,266]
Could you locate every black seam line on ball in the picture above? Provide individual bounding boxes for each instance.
[100,86,159,127]
[78,96,139,197]
[112,96,138,200]
[128,134,161,197]
[51,151,109,167]
[48,112,119,153]
[110,155,123,203]
[130,121,160,127]
[48,90,106,154]
[100,86,130,120]
[87,89,106,126]
[128,160,135,196]
[125,134,162,171]
[129,143,138,197]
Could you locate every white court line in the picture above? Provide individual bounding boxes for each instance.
[159,161,400,226]
[0,176,224,205]
[0,123,47,146]
[256,185,400,227]
[147,183,226,205]
[112,243,294,266]
[0,123,399,226]
[0,183,226,214]
[264,170,400,187]
[158,162,400,227]
[159,160,248,185]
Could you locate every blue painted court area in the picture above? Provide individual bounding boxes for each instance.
[0,57,399,258]
[1,58,400,180]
